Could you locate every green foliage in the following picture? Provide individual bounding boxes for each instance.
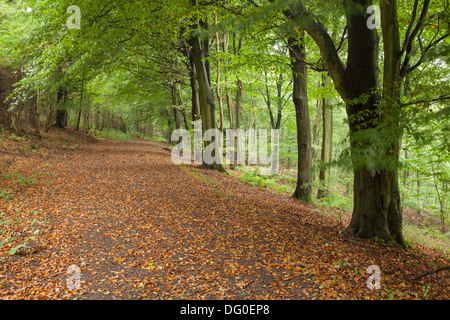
[318,194,353,212]
[400,104,450,230]
[239,167,268,189]
[0,189,12,202]
[10,171,37,187]
[8,134,26,142]
[96,129,133,141]
[236,166,290,194]
[7,239,32,256]
[0,0,449,254]
[404,224,450,255]
[63,145,78,150]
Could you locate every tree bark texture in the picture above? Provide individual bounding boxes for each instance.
[317,73,333,199]
[288,33,312,203]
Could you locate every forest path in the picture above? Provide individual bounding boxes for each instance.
[1,137,448,299]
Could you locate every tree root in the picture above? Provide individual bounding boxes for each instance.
[413,266,450,280]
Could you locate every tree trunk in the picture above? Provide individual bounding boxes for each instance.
[215,13,224,132]
[28,91,40,134]
[233,33,243,133]
[317,73,333,199]
[263,71,284,130]
[55,88,67,128]
[311,98,322,158]
[172,85,183,130]
[176,90,189,131]
[288,33,312,203]
[55,110,65,128]
[44,91,55,133]
[189,53,201,122]
[344,0,405,246]
[0,66,14,129]
[263,70,276,130]
[76,69,85,131]
[233,33,243,168]
[280,0,408,246]
[222,31,236,170]
[82,109,90,133]
[190,29,215,133]
[166,107,174,142]
[284,0,405,245]
[348,168,403,243]
[275,74,284,130]
[200,20,212,87]
[235,79,242,130]
[94,111,100,131]
[76,109,82,131]
[189,0,224,172]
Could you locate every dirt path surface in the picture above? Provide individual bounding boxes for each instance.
[0,133,448,299]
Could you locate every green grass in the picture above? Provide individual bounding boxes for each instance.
[146,136,167,142]
[8,133,26,143]
[236,166,292,194]
[9,171,37,187]
[179,164,223,187]
[316,193,353,212]
[104,130,167,142]
[0,189,12,202]
[98,129,133,141]
[404,224,450,255]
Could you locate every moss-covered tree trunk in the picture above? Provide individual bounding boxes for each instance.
[55,88,67,128]
[189,0,224,172]
[342,0,405,246]
[281,0,408,246]
[288,33,312,203]
[317,73,333,199]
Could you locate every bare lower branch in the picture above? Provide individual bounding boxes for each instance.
[402,95,450,107]
[413,266,450,280]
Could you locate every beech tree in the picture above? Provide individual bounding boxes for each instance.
[288,32,312,202]
[317,72,333,199]
[2,0,449,248]
[189,0,225,171]
[279,0,450,246]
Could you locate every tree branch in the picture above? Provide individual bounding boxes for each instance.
[284,38,327,72]
[246,0,260,7]
[405,32,450,76]
[335,25,348,54]
[400,0,419,56]
[413,266,450,280]
[402,95,450,107]
[400,0,431,79]
[272,0,346,99]
[199,1,243,16]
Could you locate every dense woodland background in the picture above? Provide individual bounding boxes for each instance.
[0,1,449,253]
